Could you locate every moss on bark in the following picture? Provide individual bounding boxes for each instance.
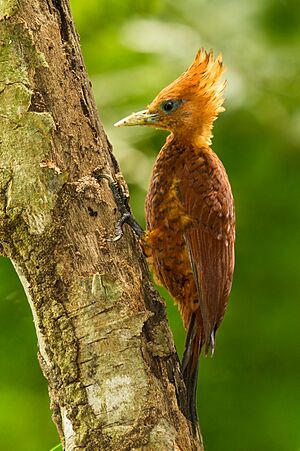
[0,20,64,234]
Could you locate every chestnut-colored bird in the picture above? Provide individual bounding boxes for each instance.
[114,50,235,431]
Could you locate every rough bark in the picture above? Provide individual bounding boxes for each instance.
[0,1,204,450]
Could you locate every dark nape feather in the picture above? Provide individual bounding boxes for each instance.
[182,312,201,438]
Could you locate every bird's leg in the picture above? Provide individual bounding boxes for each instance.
[93,170,144,241]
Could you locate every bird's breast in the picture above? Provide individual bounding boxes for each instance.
[143,150,193,285]
[146,174,192,233]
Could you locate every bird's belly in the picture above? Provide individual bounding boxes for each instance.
[143,198,198,328]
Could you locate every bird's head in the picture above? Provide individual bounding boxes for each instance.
[115,49,226,146]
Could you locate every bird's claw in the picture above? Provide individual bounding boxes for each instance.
[93,169,144,241]
[107,211,131,242]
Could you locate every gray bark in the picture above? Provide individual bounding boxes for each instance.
[0,0,203,449]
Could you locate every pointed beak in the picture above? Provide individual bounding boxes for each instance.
[114,109,159,127]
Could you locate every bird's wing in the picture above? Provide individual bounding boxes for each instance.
[179,149,235,352]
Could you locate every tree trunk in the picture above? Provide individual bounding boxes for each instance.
[0,1,203,450]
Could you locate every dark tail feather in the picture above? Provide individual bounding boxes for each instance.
[182,311,201,436]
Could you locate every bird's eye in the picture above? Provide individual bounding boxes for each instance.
[162,100,175,112]
[161,99,184,114]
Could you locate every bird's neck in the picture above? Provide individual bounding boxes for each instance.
[165,129,212,153]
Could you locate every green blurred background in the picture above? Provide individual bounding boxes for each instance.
[1,0,300,449]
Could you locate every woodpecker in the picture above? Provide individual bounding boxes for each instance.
[114,50,235,432]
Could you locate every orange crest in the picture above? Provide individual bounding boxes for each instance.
[155,50,225,114]
[149,50,226,143]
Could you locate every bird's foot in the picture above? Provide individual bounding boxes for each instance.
[93,169,144,241]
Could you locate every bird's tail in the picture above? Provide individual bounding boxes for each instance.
[182,310,202,436]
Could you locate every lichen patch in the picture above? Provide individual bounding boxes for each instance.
[0,22,64,234]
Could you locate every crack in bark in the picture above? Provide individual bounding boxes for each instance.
[45,0,52,15]
[52,0,69,43]
[80,95,89,117]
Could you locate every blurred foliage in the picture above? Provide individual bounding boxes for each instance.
[0,0,299,449]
